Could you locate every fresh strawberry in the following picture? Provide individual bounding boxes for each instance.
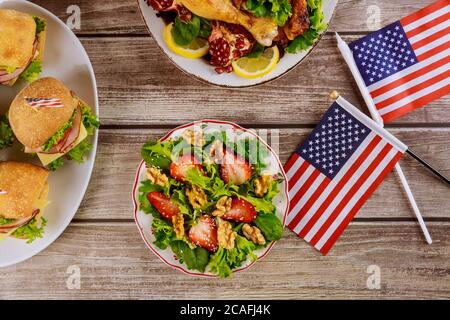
[169,154,203,182]
[147,192,180,220]
[220,150,252,185]
[188,215,218,252]
[222,198,257,223]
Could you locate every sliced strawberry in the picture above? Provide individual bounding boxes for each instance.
[147,191,180,220]
[169,154,203,182]
[188,215,218,252]
[222,198,257,223]
[220,150,252,185]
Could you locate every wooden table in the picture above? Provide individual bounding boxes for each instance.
[2,0,449,299]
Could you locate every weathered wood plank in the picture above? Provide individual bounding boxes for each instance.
[76,128,450,220]
[32,0,436,34]
[1,221,448,299]
[80,35,450,126]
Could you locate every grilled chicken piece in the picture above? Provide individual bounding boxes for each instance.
[178,0,278,46]
[284,0,310,40]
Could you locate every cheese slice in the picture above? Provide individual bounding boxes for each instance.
[37,123,88,166]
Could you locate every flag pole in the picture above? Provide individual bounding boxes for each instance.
[335,32,432,244]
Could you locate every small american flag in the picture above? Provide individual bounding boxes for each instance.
[285,97,407,255]
[349,0,450,123]
[25,97,64,109]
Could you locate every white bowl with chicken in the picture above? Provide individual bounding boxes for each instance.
[137,0,337,87]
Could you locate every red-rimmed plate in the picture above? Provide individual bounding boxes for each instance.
[132,120,289,277]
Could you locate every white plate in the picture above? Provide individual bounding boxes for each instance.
[133,120,290,277]
[137,0,338,87]
[0,0,99,267]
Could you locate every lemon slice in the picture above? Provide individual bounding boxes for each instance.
[232,46,279,79]
[163,23,209,59]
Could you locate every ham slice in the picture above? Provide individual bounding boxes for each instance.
[24,104,82,155]
[0,209,39,233]
[0,39,39,84]
[60,105,82,153]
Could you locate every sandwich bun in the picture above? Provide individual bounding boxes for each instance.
[0,9,37,70]
[0,161,49,220]
[9,77,78,149]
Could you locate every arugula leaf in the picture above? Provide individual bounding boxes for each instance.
[255,213,284,241]
[171,240,210,272]
[47,158,65,172]
[19,60,42,83]
[11,217,46,244]
[172,15,201,46]
[0,115,14,150]
[209,235,256,278]
[286,0,327,54]
[245,0,292,26]
[33,16,46,35]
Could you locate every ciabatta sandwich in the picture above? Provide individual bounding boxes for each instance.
[0,9,46,86]
[0,161,49,242]
[8,77,99,171]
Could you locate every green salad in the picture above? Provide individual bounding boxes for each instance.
[138,127,284,277]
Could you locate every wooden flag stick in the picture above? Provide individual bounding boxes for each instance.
[335,32,433,244]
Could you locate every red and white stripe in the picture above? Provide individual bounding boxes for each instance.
[285,131,404,255]
[370,0,450,123]
[26,98,64,109]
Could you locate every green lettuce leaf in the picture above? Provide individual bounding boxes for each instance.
[66,140,93,163]
[11,217,47,244]
[47,158,65,172]
[152,216,175,250]
[141,141,174,172]
[286,0,327,54]
[0,115,14,150]
[209,234,256,278]
[245,0,292,26]
[33,16,46,35]
[0,217,15,225]
[19,60,42,83]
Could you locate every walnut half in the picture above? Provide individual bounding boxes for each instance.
[217,219,236,250]
[185,185,208,209]
[212,196,232,217]
[172,213,185,239]
[242,224,266,245]
[146,166,169,187]
[254,175,272,197]
[183,129,205,147]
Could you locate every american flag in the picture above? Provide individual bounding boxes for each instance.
[25,98,64,109]
[285,97,407,255]
[349,0,450,123]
